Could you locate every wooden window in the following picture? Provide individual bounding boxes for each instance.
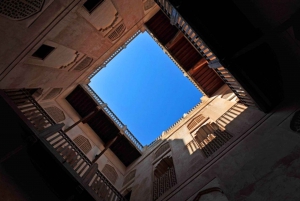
[102,164,118,184]
[73,135,92,154]
[44,106,65,123]
[123,169,136,186]
[32,44,55,60]
[154,143,170,159]
[153,157,177,200]
[83,0,104,13]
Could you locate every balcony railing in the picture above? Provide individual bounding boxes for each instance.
[89,31,141,79]
[154,0,258,108]
[82,84,144,152]
[1,89,126,201]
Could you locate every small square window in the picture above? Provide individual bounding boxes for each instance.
[83,0,104,13]
[32,44,55,60]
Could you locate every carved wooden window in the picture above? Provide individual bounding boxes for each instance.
[32,44,55,60]
[108,23,126,41]
[0,0,44,20]
[187,114,208,131]
[102,164,118,185]
[44,106,65,123]
[73,135,92,154]
[144,0,156,11]
[290,111,300,132]
[154,143,170,160]
[153,156,177,200]
[74,57,93,71]
[83,0,104,13]
[195,123,232,157]
[42,88,62,100]
[123,169,136,186]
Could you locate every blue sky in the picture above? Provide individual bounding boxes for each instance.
[90,31,202,146]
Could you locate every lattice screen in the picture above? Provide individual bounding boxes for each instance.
[187,114,208,131]
[144,0,156,11]
[154,143,170,159]
[153,157,177,200]
[0,0,44,20]
[123,169,136,186]
[102,164,118,184]
[108,23,126,41]
[73,135,92,154]
[74,57,93,71]
[44,106,65,123]
[42,88,62,100]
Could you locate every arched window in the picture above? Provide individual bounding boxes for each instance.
[144,0,156,11]
[187,114,209,131]
[193,187,227,201]
[74,56,93,71]
[108,23,126,41]
[0,0,44,21]
[42,88,62,100]
[102,164,118,185]
[290,111,300,133]
[154,143,170,160]
[44,106,65,123]
[153,156,177,200]
[123,169,136,187]
[195,123,232,157]
[73,135,92,154]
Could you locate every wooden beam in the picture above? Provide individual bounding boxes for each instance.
[64,105,103,133]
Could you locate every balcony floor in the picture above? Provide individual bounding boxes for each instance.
[0,96,61,201]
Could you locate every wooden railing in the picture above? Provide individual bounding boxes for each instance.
[82,84,143,152]
[154,0,258,108]
[2,89,126,201]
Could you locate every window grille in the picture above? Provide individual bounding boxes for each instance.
[153,156,177,200]
[102,164,118,184]
[74,57,93,71]
[154,143,170,159]
[144,0,156,11]
[108,23,126,41]
[44,106,65,123]
[187,114,208,131]
[195,123,232,157]
[73,135,92,154]
[123,169,136,186]
[42,88,62,100]
[0,0,44,20]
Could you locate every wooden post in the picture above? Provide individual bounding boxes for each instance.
[63,105,103,133]
[92,134,120,163]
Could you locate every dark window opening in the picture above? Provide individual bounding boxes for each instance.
[124,191,132,200]
[83,0,104,13]
[32,44,55,60]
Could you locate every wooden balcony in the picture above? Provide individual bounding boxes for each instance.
[0,89,126,201]
[66,85,142,167]
[154,0,283,112]
[145,10,224,97]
